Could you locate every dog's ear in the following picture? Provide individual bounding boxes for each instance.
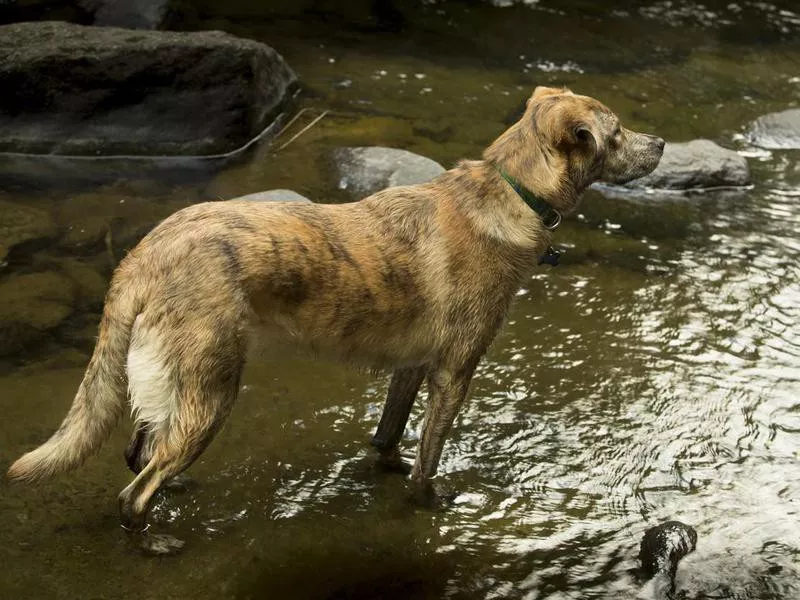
[573,123,597,150]
[530,86,572,105]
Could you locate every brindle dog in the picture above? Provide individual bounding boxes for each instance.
[8,87,664,553]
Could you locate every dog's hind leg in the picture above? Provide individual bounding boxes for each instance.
[118,374,241,554]
[371,366,426,473]
[118,317,246,555]
[124,424,149,474]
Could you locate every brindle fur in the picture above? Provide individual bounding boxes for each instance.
[7,88,664,544]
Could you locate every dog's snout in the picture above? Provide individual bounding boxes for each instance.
[654,137,665,151]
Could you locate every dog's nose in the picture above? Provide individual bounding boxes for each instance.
[655,137,666,151]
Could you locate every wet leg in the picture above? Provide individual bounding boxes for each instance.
[371,366,426,473]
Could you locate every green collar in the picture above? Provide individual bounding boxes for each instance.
[497,169,562,230]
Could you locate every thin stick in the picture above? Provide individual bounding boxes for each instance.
[273,108,309,140]
[277,110,329,151]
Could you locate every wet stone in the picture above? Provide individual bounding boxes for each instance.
[0,21,297,156]
[0,201,58,265]
[745,108,800,150]
[0,272,77,357]
[57,258,108,311]
[333,147,445,199]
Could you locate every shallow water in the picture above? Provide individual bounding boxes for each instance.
[1,1,799,599]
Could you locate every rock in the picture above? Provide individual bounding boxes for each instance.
[84,0,171,29]
[59,216,109,255]
[615,140,751,191]
[232,189,312,203]
[333,147,445,198]
[0,22,297,156]
[0,272,76,356]
[0,200,58,264]
[745,108,800,149]
[58,258,108,310]
[637,521,697,600]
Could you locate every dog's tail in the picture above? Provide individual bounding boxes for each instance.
[7,284,141,482]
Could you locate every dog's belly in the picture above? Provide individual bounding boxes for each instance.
[255,310,436,370]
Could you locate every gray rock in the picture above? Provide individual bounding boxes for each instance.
[232,189,312,203]
[745,108,800,149]
[90,0,171,29]
[0,22,297,156]
[0,272,76,356]
[333,147,445,198]
[616,140,751,191]
[0,200,58,263]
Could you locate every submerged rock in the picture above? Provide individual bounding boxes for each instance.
[333,147,445,199]
[0,22,297,156]
[232,189,312,203]
[80,0,171,29]
[615,140,751,191]
[0,272,76,356]
[638,521,697,600]
[0,201,57,264]
[745,108,800,149]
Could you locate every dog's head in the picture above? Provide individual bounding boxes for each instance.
[486,87,664,212]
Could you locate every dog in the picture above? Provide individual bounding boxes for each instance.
[7,87,664,552]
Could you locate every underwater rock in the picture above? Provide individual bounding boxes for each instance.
[333,147,445,199]
[745,108,800,150]
[637,521,697,600]
[0,272,77,356]
[232,189,312,203]
[0,22,296,156]
[0,201,58,264]
[80,0,171,29]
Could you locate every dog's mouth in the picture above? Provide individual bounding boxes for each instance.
[601,133,665,185]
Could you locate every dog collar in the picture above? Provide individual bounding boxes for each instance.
[497,169,562,230]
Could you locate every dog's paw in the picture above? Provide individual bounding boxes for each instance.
[162,474,198,493]
[375,449,414,475]
[139,533,186,556]
[410,480,458,510]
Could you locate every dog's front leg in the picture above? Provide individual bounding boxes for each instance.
[371,366,427,473]
[410,362,477,503]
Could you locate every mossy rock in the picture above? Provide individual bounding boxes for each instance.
[57,258,109,310]
[58,216,109,255]
[0,272,77,356]
[0,201,57,264]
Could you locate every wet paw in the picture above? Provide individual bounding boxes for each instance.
[375,449,414,475]
[162,474,198,493]
[139,533,186,556]
[410,480,457,510]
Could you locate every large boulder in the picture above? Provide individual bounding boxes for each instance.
[745,108,800,150]
[0,22,297,156]
[615,140,751,191]
[333,147,445,198]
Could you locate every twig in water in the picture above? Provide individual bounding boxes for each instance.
[277,110,329,151]
[273,108,309,140]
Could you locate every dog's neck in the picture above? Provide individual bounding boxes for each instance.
[482,123,583,215]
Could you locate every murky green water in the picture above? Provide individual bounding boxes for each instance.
[2,1,799,598]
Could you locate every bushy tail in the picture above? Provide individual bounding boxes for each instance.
[7,289,140,482]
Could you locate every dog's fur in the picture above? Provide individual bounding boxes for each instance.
[8,88,664,538]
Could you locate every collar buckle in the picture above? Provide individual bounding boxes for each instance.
[543,209,562,231]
